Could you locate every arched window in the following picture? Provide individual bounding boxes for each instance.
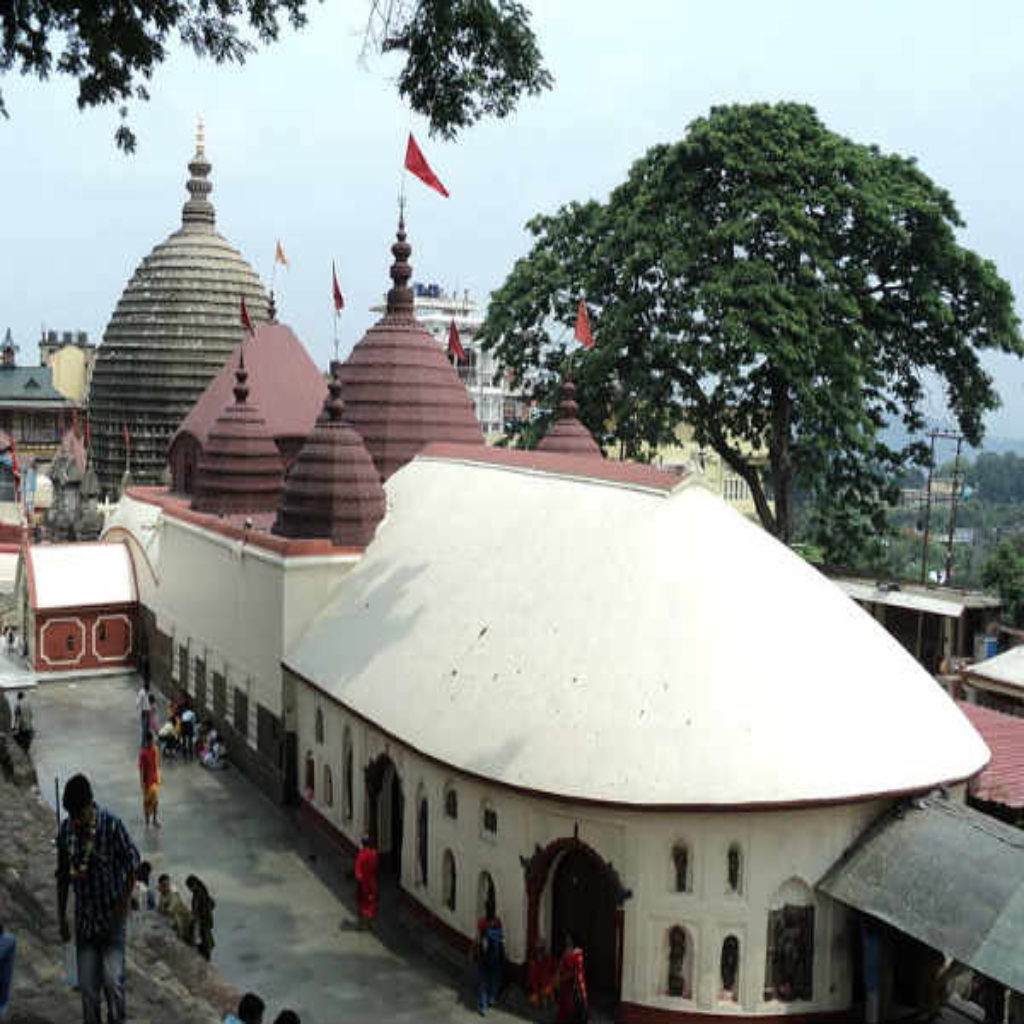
[323,764,334,807]
[720,935,740,1001]
[443,849,457,911]
[416,795,429,886]
[764,879,815,1002]
[304,752,315,799]
[444,784,458,819]
[481,800,498,838]
[667,926,693,998]
[343,728,354,821]
[315,707,325,745]
[727,843,743,894]
[477,871,496,919]
[672,843,690,893]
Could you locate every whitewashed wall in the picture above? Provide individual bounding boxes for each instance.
[292,673,885,1018]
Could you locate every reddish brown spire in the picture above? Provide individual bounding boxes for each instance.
[336,217,483,481]
[537,380,602,457]
[273,367,386,547]
[192,347,285,514]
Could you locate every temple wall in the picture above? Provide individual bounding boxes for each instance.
[289,667,887,1019]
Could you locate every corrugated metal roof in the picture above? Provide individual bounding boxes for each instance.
[818,795,1024,992]
[958,701,1024,809]
[29,543,137,610]
[834,578,1001,618]
[965,644,1024,692]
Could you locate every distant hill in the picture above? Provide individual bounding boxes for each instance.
[881,421,1024,459]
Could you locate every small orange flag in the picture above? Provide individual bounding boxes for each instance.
[574,299,593,349]
[275,240,289,267]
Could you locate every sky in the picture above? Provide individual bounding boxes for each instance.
[3,1,1024,439]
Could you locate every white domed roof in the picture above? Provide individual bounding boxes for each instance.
[284,447,988,807]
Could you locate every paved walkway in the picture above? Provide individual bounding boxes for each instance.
[30,675,523,1024]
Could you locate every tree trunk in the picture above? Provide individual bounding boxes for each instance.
[706,425,778,537]
[769,374,794,544]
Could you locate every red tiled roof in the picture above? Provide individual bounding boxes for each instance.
[171,322,327,449]
[958,701,1024,809]
[418,443,687,493]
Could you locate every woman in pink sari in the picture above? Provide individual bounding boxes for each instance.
[556,933,587,1023]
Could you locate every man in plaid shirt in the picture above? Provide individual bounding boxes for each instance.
[56,774,139,1024]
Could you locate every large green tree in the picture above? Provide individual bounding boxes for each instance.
[0,0,551,150]
[479,102,1023,552]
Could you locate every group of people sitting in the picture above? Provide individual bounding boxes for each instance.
[223,991,300,1024]
[130,861,218,962]
[137,681,228,769]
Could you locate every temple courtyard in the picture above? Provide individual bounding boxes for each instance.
[25,672,522,1024]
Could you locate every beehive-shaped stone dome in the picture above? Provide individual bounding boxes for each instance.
[273,367,386,547]
[336,217,483,481]
[537,380,602,457]
[89,123,269,494]
[192,348,284,514]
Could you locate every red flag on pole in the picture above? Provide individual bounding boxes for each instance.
[84,414,91,450]
[332,263,345,313]
[574,299,593,349]
[240,296,255,335]
[8,439,19,506]
[404,133,450,198]
[122,421,131,455]
[447,319,466,364]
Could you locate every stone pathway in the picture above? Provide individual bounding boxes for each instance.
[29,675,525,1024]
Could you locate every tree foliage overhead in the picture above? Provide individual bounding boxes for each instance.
[0,0,551,151]
[479,102,1023,550]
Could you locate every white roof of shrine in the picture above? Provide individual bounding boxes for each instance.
[29,542,137,610]
[285,449,989,807]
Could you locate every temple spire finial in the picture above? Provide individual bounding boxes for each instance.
[386,214,414,317]
[182,118,215,229]
[234,346,249,405]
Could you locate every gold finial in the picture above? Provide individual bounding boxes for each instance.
[196,114,205,154]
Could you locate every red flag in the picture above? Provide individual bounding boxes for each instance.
[447,319,466,364]
[332,263,345,314]
[574,299,593,349]
[71,408,80,438]
[240,296,255,335]
[122,421,131,455]
[404,133,450,198]
[84,414,91,450]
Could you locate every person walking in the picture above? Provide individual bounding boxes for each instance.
[185,875,215,961]
[556,933,588,1024]
[353,836,379,927]
[12,692,33,753]
[138,732,161,828]
[57,773,140,1024]
[134,680,151,747]
[181,705,196,762]
[475,898,504,1015]
[146,693,159,740]
[0,890,16,1022]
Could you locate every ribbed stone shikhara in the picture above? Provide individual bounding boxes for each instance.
[337,217,483,480]
[537,380,602,457]
[273,367,386,547]
[89,124,269,494]
[192,348,284,515]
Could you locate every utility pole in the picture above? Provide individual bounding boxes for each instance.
[944,435,965,586]
[919,433,936,585]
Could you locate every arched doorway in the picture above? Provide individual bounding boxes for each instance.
[551,845,619,1002]
[364,754,404,876]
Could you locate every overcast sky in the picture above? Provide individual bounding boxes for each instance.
[3,1,1024,438]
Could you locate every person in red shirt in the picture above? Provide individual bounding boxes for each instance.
[137,732,161,828]
[353,837,379,926]
[556,933,587,1024]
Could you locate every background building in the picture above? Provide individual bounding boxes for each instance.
[39,329,97,403]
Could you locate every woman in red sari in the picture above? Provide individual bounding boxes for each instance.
[353,836,379,926]
[556,933,587,1024]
